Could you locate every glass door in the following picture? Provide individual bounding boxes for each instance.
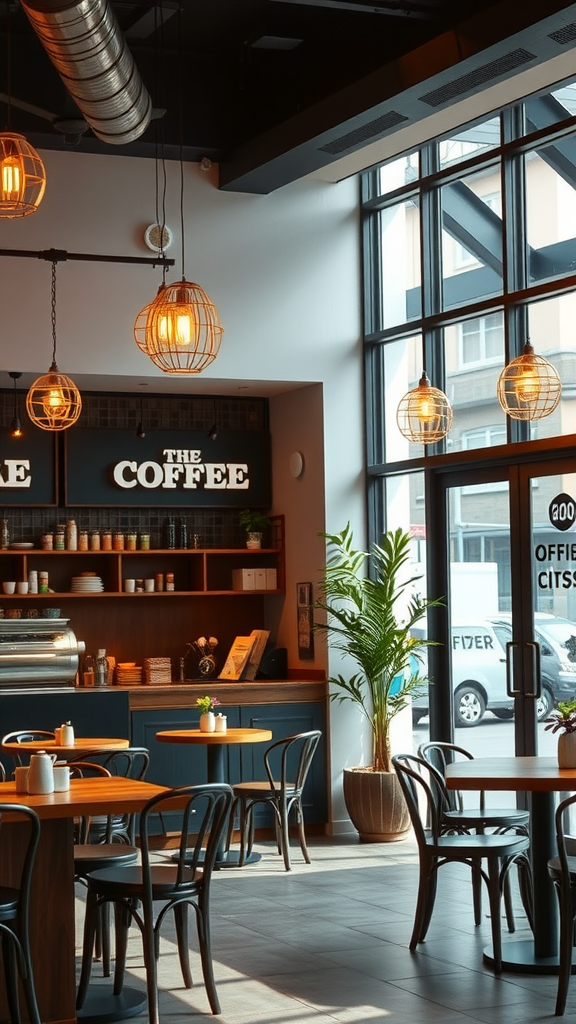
[417,459,576,766]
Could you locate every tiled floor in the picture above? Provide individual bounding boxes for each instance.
[75,833,575,1023]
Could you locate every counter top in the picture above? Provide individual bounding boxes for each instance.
[116,678,327,708]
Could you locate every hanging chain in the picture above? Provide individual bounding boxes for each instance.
[51,260,57,365]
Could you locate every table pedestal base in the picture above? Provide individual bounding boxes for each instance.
[172,849,263,868]
[76,979,147,1024]
[483,939,576,975]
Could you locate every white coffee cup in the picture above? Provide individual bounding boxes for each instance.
[16,581,29,595]
[124,579,136,593]
[144,578,155,592]
[14,766,29,793]
[53,766,70,792]
[2,581,16,594]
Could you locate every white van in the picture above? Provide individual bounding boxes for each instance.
[412,620,513,727]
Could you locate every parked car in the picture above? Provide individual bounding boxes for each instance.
[488,613,576,721]
[412,620,514,727]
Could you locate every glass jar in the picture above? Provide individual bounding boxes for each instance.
[54,527,65,551]
[41,533,53,551]
[140,533,150,550]
[113,532,125,551]
[78,531,89,551]
[90,531,101,551]
[165,572,175,591]
[126,533,137,551]
[101,530,112,551]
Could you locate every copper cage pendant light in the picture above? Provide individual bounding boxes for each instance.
[397,370,453,444]
[497,340,561,421]
[134,5,223,374]
[0,5,46,218]
[26,262,82,431]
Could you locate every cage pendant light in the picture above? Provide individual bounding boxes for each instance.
[0,133,46,218]
[497,341,561,421]
[396,370,453,444]
[26,262,82,431]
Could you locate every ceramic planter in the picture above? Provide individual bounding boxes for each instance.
[246,532,262,549]
[199,711,216,733]
[342,766,410,842]
[558,732,576,768]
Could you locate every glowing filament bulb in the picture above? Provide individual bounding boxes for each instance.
[1,155,21,201]
[515,360,540,403]
[44,386,66,416]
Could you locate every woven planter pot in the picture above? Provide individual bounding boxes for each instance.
[558,732,576,768]
[343,766,410,842]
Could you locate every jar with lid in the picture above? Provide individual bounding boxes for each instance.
[54,526,65,550]
[113,532,125,551]
[78,531,89,551]
[126,532,137,551]
[165,572,175,591]
[66,519,78,551]
[83,654,95,687]
[1,520,9,549]
[95,649,108,686]
[140,533,150,550]
[90,531,101,551]
[101,530,112,551]
[42,532,53,551]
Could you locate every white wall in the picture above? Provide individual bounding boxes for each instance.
[0,148,365,831]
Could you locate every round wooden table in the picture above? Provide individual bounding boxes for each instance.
[156,727,272,866]
[1,737,130,761]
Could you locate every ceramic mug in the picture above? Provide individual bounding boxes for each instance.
[2,581,16,594]
[53,766,71,792]
[16,582,29,594]
[14,767,29,793]
[124,579,136,593]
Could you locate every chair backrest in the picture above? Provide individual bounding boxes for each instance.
[0,804,40,917]
[554,792,576,885]
[2,730,56,768]
[418,741,475,812]
[102,747,150,782]
[392,753,449,847]
[68,762,112,779]
[263,731,322,796]
[140,783,233,887]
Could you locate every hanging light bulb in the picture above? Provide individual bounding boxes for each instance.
[26,262,82,431]
[497,341,561,421]
[8,371,22,438]
[397,371,453,444]
[0,133,46,218]
[134,5,223,374]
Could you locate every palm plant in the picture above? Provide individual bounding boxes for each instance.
[315,524,443,773]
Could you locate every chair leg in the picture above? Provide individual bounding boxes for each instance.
[472,861,482,926]
[278,800,292,871]
[197,893,221,1015]
[555,885,574,1015]
[174,902,193,988]
[486,857,503,974]
[295,799,312,864]
[2,933,20,1024]
[76,888,99,1010]
[410,860,437,950]
[503,871,515,933]
[112,900,131,997]
[18,926,41,1024]
[142,897,160,1024]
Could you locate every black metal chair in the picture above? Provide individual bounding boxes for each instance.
[76,783,233,1020]
[70,760,140,976]
[1,731,55,769]
[68,747,150,846]
[547,791,576,1015]
[228,730,321,870]
[418,741,532,929]
[392,753,532,973]
[0,803,41,1024]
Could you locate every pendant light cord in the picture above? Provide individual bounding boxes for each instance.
[178,1,185,280]
[4,0,11,129]
[51,260,58,365]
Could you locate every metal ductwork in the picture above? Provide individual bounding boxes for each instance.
[19,0,152,145]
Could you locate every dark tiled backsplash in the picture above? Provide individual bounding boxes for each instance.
[1,391,268,548]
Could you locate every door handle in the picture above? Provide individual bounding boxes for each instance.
[505,641,520,696]
[505,640,541,697]
[523,641,541,698]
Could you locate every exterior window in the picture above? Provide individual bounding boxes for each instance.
[460,313,504,366]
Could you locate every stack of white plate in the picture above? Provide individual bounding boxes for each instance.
[71,574,105,593]
[116,663,143,686]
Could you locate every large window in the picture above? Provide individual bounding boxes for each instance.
[363,75,576,552]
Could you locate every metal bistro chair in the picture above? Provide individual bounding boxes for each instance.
[0,804,41,1024]
[68,747,150,846]
[1,731,56,769]
[76,783,234,1020]
[70,761,140,977]
[228,730,322,871]
[547,792,576,1015]
[392,753,532,973]
[419,741,532,930]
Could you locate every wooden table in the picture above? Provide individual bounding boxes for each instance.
[0,776,167,1024]
[1,737,130,763]
[446,755,576,973]
[156,727,272,865]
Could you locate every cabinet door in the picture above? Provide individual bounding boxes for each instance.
[238,703,327,827]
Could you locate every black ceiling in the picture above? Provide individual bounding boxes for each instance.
[2,0,576,194]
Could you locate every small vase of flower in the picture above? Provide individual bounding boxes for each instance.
[197,695,220,733]
[545,700,576,768]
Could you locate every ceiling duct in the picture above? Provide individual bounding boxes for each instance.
[18,0,152,145]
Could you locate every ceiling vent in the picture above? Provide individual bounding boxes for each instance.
[419,47,536,108]
[319,110,409,155]
[548,22,576,45]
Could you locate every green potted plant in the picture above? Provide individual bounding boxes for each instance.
[238,509,271,549]
[545,699,576,767]
[315,523,442,841]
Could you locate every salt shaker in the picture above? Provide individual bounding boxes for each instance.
[61,722,75,746]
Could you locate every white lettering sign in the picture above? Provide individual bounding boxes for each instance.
[112,455,249,492]
[0,459,32,488]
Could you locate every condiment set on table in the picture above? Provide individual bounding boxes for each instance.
[14,722,74,794]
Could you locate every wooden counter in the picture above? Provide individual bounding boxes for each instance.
[122,678,327,709]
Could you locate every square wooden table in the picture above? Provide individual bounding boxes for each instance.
[445,755,576,972]
[0,776,167,1024]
